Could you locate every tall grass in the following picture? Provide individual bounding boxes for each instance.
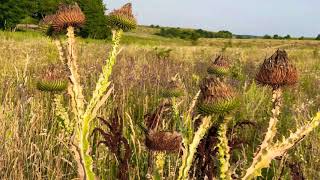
[1,29,320,179]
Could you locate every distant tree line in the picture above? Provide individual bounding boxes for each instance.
[155,27,233,41]
[0,0,110,39]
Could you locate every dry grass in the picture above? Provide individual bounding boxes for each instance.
[1,31,320,179]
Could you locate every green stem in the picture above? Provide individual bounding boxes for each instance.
[178,116,213,180]
[78,29,123,180]
[217,116,232,180]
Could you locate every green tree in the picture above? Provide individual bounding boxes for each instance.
[263,34,272,39]
[316,34,320,40]
[284,34,291,39]
[77,0,110,39]
[0,0,30,30]
[28,0,74,20]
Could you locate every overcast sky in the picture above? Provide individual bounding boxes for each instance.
[104,0,320,37]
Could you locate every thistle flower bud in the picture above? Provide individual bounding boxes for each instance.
[207,55,231,76]
[197,77,238,115]
[37,65,68,92]
[145,131,182,152]
[160,74,186,98]
[51,3,85,31]
[256,49,298,89]
[107,3,137,31]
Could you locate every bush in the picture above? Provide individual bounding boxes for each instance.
[263,35,272,39]
[155,27,232,40]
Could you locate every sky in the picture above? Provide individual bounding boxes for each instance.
[104,0,320,37]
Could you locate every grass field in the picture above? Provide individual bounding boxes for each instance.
[1,29,320,179]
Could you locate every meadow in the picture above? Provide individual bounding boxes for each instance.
[1,24,320,180]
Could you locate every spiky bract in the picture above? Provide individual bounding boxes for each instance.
[207,55,231,76]
[37,80,68,92]
[160,74,186,98]
[145,131,182,152]
[107,3,137,31]
[37,65,68,92]
[256,49,298,89]
[197,77,237,115]
[51,3,85,31]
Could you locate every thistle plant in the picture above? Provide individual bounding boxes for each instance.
[178,76,238,179]
[241,49,316,179]
[36,65,72,134]
[143,99,183,177]
[37,3,136,179]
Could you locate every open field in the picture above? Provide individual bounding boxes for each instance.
[1,30,320,179]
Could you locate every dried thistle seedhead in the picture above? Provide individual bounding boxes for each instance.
[37,65,68,92]
[144,101,171,131]
[256,49,298,89]
[145,131,182,152]
[197,77,238,115]
[161,74,186,98]
[51,3,85,31]
[207,55,231,76]
[107,3,137,31]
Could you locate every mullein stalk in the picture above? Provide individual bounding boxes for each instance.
[217,115,232,180]
[178,116,213,180]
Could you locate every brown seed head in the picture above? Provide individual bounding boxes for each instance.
[107,3,137,31]
[110,3,135,21]
[256,49,298,89]
[199,77,235,104]
[197,77,238,115]
[207,55,231,76]
[213,55,230,68]
[145,131,182,152]
[52,3,85,31]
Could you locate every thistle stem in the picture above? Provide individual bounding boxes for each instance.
[242,88,283,179]
[217,115,232,180]
[78,29,123,180]
[178,116,213,180]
